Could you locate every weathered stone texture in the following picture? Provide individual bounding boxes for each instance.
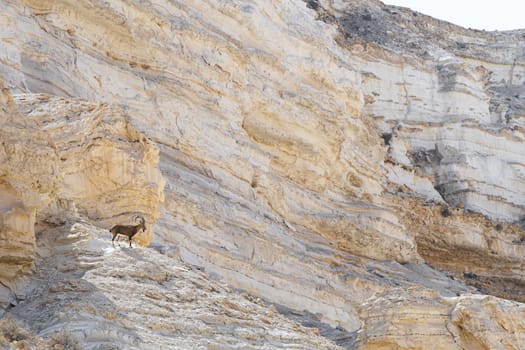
[0,83,164,309]
[0,0,524,348]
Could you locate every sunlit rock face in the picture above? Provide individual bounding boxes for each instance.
[358,288,525,349]
[318,0,525,303]
[0,0,524,348]
[9,223,342,350]
[0,82,164,309]
[329,0,525,223]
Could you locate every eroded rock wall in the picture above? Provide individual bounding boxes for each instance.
[0,83,164,309]
[9,223,342,350]
[325,0,525,221]
[358,288,525,350]
[0,0,524,348]
[312,0,525,301]
[0,0,424,330]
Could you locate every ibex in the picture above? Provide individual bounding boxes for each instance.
[110,215,146,248]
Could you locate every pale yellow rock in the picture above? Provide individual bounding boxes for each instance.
[358,290,525,350]
[449,295,525,350]
[0,85,164,308]
[0,0,524,348]
[358,288,459,349]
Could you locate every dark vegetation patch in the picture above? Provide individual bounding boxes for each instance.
[302,0,336,24]
[381,133,392,146]
[305,0,319,10]
[440,207,451,217]
[409,148,443,167]
[463,272,478,280]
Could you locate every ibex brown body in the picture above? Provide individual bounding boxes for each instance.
[110,216,146,248]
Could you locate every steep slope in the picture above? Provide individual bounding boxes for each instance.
[8,221,342,349]
[0,0,525,348]
[5,221,525,350]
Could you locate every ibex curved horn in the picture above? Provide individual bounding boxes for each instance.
[132,215,145,224]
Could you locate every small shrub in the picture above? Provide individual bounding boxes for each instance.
[0,315,32,343]
[463,272,478,280]
[361,12,373,21]
[306,0,319,10]
[495,223,503,231]
[381,133,392,146]
[440,207,451,217]
[48,330,81,350]
[519,217,525,230]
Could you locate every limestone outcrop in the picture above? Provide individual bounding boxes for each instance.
[0,83,36,311]
[0,0,524,348]
[0,84,164,310]
[322,0,525,302]
[358,289,525,349]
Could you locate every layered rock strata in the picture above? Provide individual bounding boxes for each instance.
[5,224,525,350]
[313,0,525,301]
[358,288,525,349]
[9,223,342,349]
[0,84,164,309]
[0,0,524,348]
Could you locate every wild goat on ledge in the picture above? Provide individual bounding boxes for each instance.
[110,215,146,248]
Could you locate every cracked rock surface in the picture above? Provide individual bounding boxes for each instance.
[0,0,525,348]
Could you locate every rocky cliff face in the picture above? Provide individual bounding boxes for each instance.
[0,0,524,349]
[0,83,164,309]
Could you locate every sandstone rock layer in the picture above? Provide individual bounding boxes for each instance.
[0,0,524,348]
[0,83,164,309]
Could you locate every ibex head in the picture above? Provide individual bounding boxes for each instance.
[133,215,146,231]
